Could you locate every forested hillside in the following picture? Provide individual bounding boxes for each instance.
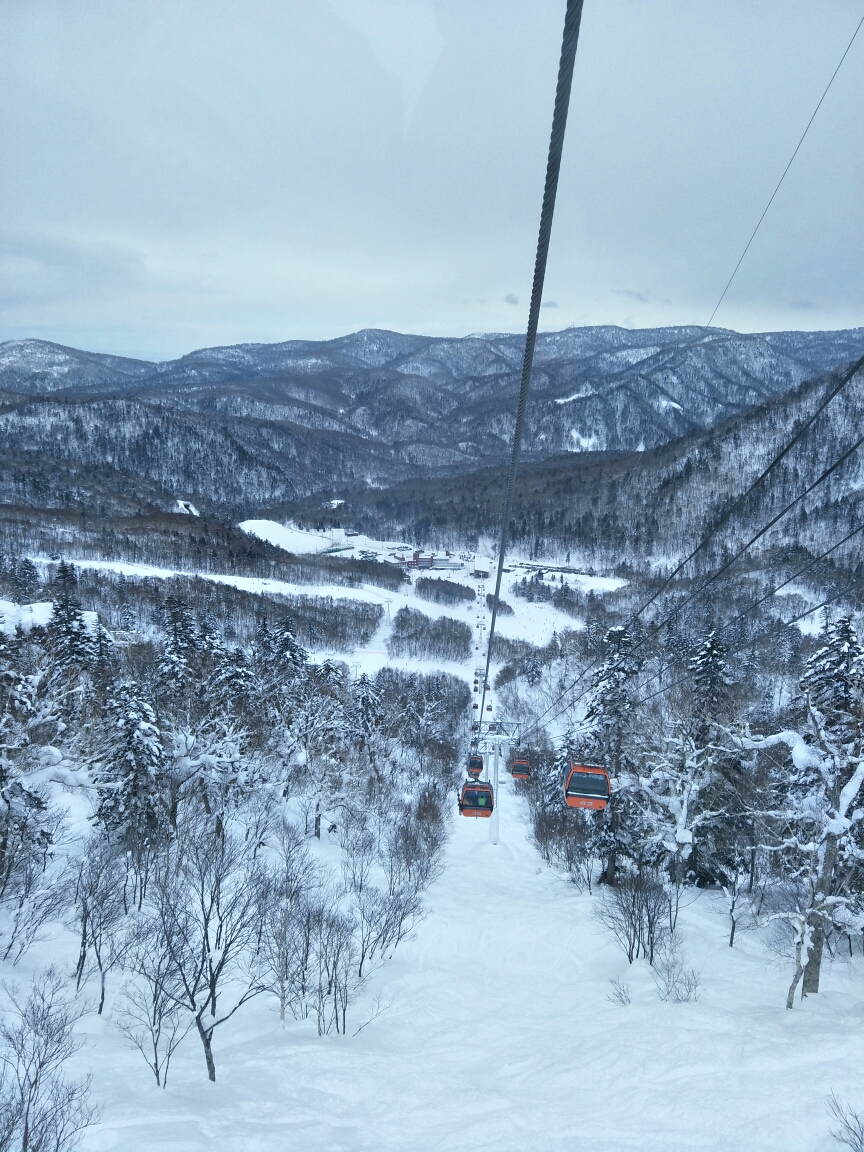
[328,359,864,574]
[0,326,861,521]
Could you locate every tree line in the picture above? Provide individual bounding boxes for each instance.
[513,608,864,1011]
[0,561,469,1146]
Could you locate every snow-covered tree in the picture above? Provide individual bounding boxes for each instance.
[689,630,731,744]
[95,681,166,853]
[577,627,642,884]
[732,616,864,1006]
[46,574,95,681]
[204,647,259,722]
[158,596,199,702]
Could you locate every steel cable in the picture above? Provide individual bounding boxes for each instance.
[479,0,585,722]
[707,11,864,327]
[517,351,864,738]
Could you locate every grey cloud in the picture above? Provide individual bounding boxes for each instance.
[613,289,649,303]
[504,294,519,306]
[1,1,862,357]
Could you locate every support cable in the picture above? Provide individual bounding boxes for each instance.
[532,562,864,737]
[521,399,864,738]
[633,571,864,709]
[630,520,864,701]
[706,11,864,327]
[479,0,585,724]
[534,349,864,718]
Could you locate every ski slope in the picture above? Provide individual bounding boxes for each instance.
[84,778,863,1152]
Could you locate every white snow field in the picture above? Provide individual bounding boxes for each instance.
[24,555,591,668]
[80,777,862,1152]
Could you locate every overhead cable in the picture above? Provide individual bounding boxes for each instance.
[479,0,585,722]
[707,11,864,327]
[520,350,864,735]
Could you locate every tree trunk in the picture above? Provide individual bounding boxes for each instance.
[195,1014,217,1082]
[803,833,838,994]
[786,935,804,1009]
[98,966,106,1015]
[75,912,88,991]
[728,915,736,948]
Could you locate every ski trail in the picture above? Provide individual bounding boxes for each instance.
[89,777,864,1152]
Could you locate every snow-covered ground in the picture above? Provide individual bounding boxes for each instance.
[0,599,100,635]
[0,599,53,632]
[25,555,596,680]
[76,776,863,1151]
[239,520,413,560]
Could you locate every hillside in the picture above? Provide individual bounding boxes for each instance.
[0,327,861,502]
[313,360,864,575]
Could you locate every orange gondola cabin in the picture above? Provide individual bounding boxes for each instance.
[564,763,611,810]
[467,754,484,779]
[459,781,494,817]
[511,758,530,780]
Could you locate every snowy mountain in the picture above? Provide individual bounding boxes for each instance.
[326,358,864,574]
[1,324,863,577]
[0,339,153,395]
[2,326,862,468]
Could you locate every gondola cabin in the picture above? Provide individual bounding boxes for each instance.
[459,781,494,817]
[511,759,530,780]
[564,763,611,810]
[467,754,484,779]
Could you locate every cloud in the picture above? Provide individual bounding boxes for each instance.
[613,289,649,303]
[330,0,445,129]
[0,233,151,307]
[504,293,519,305]
[541,300,558,308]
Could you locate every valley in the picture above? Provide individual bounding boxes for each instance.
[1,325,864,1152]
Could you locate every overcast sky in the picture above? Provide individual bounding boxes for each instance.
[1,0,863,360]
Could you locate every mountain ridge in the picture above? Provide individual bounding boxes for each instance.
[2,325,863,469]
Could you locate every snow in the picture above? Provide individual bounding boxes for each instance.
[0,600,100,636]
[78,778,864,1151]
[174,500,200,516]
[554,390,596,404]
[240,520,413,561]
[569,429,602,451]
[239,520,334,555]
[0,599,54,633]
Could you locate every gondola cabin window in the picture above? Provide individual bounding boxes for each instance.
[511,759,530,780]
[459,783,494,818]
[564,764,611,811]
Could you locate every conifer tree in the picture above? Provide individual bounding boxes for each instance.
[689,630,730,744]
[158,597,199,701]
[46,563,95,678]
[204,647,258,721]
[13,558,39,604]
[96,681,166,851]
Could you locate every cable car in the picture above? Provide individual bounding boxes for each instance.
[467,754,484,779]
[485,704,492,712]
[564,763,611,810]
[459,781,494,818]
[511,758,530,781]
